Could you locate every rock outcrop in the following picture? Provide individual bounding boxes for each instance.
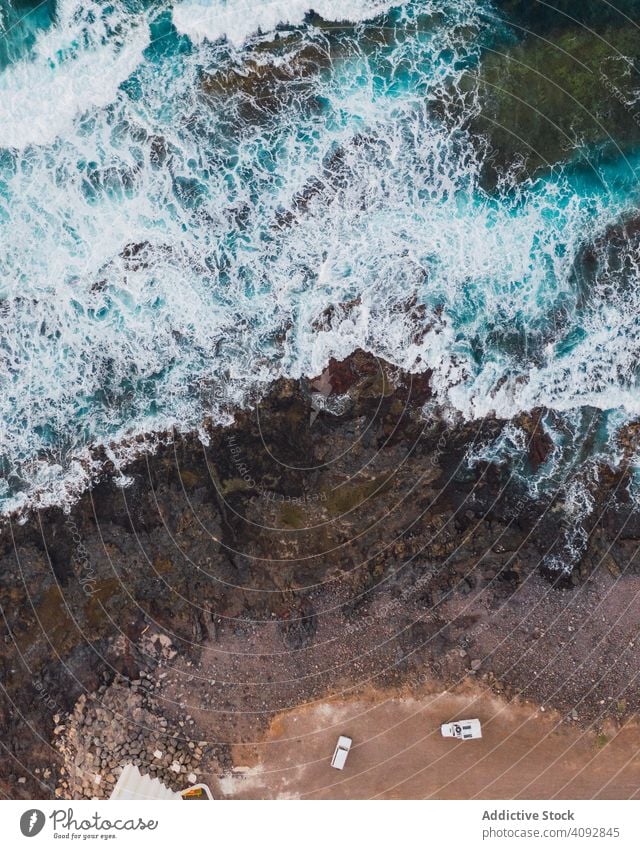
[1,349,639,798]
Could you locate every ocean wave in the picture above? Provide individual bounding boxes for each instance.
[0,0,149,149]
[172,0,397,46]
[0,0,640,516]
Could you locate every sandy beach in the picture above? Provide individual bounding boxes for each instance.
[217,684,640,800]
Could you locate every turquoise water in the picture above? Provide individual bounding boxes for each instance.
[0,0,640,514]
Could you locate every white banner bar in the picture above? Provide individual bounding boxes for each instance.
[0,800,637,848]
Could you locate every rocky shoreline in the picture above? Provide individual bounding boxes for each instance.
[1,349,640,799]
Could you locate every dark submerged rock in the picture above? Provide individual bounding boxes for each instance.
[468,23,640,181]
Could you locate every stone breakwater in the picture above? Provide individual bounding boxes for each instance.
[53,667,227,799]
[1,349,640,799]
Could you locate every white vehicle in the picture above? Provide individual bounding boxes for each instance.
[440,718,482,740]
[331,735,353,769]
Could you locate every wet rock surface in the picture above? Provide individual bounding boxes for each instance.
[0,350,639,799]
[493,1,640,36]
[468,22,640,180]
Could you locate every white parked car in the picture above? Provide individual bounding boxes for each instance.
[331,735,353,769]
[440,718,482,740]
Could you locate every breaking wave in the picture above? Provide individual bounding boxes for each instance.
[0,0,640,514]
[0,0,149,148]
[172,0,396,46]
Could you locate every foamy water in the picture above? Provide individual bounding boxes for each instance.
[0,0,149,148]
[172,0,396,46]
[0,0,639,516]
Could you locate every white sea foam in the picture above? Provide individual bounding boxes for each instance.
[0,0,640,517]
[0,0,149,149]
[172,0,396,46]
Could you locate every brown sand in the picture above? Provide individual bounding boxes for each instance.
[212,683,640,800]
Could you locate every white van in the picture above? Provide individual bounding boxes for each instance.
[440,718,482,740]
[331,735,352,769]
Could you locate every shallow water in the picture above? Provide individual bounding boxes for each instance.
[0,0,639,514]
